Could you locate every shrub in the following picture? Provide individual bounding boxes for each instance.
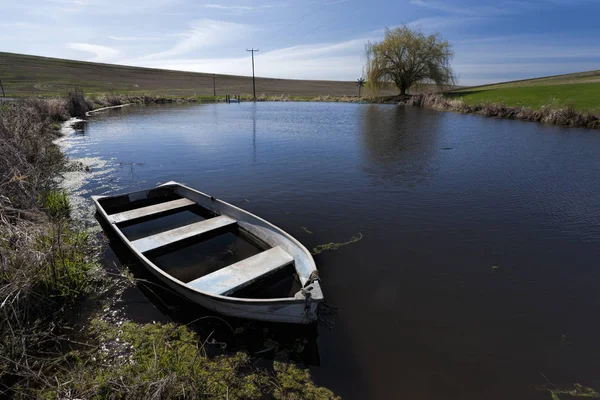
[67,88,92,118]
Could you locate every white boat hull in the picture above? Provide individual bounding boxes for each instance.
[92,181,323,324]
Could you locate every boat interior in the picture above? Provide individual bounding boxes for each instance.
[96,187,303,299]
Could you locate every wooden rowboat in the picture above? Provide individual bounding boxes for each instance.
[92,181,323,324]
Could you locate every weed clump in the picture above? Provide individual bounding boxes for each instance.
[67,88,93,118]
[312,232,363,255]
[15,319,338,399]
[40,189,70,219]
[39,321,266,399]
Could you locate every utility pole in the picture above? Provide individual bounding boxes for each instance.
[212,74,216,96]
[246,48,259,100]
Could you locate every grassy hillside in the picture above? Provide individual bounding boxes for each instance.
[0,52,397,98]
[450,70,600,113]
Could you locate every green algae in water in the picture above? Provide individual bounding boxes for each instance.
[546,384,599,399]
[301,226,313,234]
[312,232,363,255]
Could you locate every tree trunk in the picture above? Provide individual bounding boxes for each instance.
[400,86,407,96]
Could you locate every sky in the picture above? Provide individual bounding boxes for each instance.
[2,0,600,85]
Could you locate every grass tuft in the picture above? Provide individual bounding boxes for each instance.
[40,189,70,219]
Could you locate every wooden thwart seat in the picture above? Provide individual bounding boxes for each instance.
[107,198,195,224]
[131,215,237,253]
[187,246,294,296]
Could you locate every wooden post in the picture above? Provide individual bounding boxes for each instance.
[0,79,5,97]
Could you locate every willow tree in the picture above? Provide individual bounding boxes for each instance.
[365,26,455,96]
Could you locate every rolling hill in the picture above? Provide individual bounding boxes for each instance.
[450,70,600,112]
[0,52,398,98]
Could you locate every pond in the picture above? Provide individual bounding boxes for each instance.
[59,102,600,399]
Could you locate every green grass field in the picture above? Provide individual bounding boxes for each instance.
[450,70,600,113]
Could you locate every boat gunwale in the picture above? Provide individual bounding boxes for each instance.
[92,181,323,305]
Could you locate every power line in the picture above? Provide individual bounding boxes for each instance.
[246,48,259,100]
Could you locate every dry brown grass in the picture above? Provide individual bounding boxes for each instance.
[0,101,67,222]
[0,96,104,397]
[0,51,398,98]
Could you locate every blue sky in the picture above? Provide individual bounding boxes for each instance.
[2,0,600,85]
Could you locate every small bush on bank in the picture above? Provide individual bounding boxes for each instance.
[21,98,70,121]
[67,88,92,118]
[91,93,125,108]
[103,92,124,106]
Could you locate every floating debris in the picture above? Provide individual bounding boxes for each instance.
[301,226,313,234]
[560,333,572,345]
[545,383,599,400]
[312,232,363,255]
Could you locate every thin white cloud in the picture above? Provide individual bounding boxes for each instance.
[67,43,119,62]
[200,3,278,13]
[324,0,349,5]
[32,0,181,16]
[203,4,254,11]
[119,37,368,80]
[138,19,256,60]
[454,62,600,77]
[409,0,520,16]
[454,36,600,61]
[108,35,164,42]
[263,38,368,60]
[454,34,539,44]
[406,16,480,30]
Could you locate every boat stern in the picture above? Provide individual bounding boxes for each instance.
[294,280,324,323]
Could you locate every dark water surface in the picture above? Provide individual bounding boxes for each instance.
[61,102,600,399]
